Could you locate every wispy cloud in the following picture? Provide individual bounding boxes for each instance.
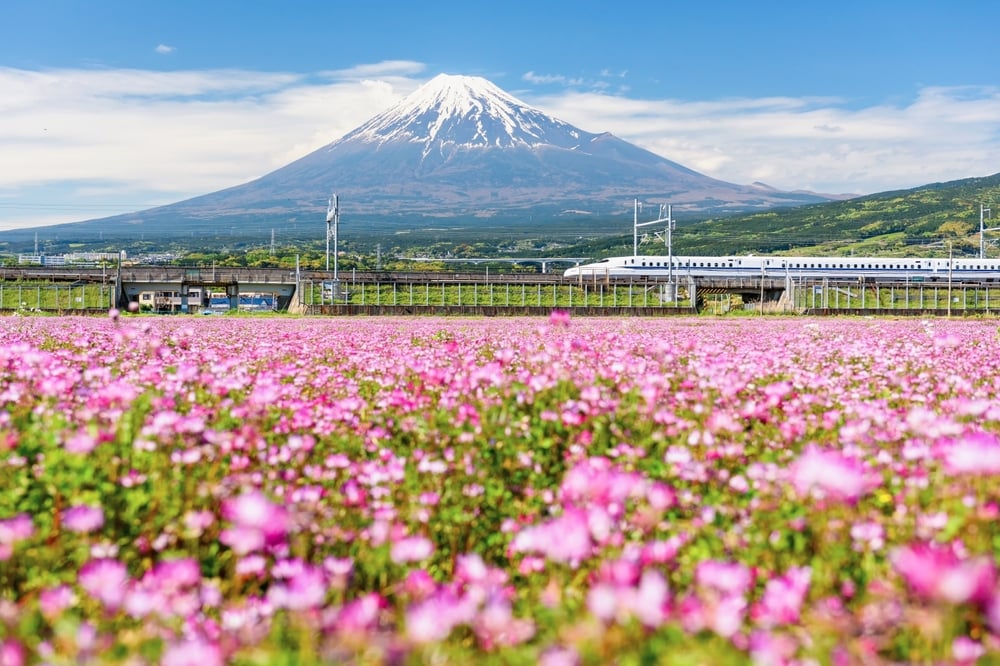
[0,62,998,230]
[155,44,175,55]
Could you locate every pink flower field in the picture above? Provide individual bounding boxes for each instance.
[2,313,1000,664]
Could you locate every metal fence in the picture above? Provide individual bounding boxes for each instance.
[0,282,115,312]
[298,279,691,309]
[791,280,1000,314]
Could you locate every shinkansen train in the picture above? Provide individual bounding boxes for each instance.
[564,255,1000,281]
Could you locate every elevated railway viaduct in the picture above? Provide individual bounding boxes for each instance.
[0,265,997,316]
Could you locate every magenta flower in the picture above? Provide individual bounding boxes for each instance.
[401,569,437,599]
[850,521,885,552]
[160,638,223,666]
[548,310,571,327]
[150,557,202,590]
[539,647,580,666]
[696,560,753,597]
[267,563,327,611]
[473,598,535,649]
[64,430,99,455]
[952,636,985,664]
[630,569,670,627]
[335,593,385,634]
[753,566,812,628]
[0,513,33,560]
[709,593,748,638]
[788,445,871,502]
[78,558,129,610]
[890,541,996,605]
[941,431,1000,475]
[749,630,799,666]
[220,490,289,554]
[0,639,25,666]
[39,585,76,619]
[586,569,669,628]
[406,594,463,643]
[63,505,105,534]
[390,535,434,564]
[511,507,592,566]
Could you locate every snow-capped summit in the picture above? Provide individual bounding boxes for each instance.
[25,74,833,238]
[350,74,585,153]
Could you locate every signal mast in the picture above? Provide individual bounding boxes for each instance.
[326,193,340,279]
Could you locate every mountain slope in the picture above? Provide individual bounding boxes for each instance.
[568,172,1000,258]
[6,74,832,242]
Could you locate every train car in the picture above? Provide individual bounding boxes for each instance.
[564,255,1000,282]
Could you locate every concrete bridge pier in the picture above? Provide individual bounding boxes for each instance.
[227,284,240,311]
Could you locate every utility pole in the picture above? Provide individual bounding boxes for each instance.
[980,202,994,258]
[632,199,641,256]
[948,241,953,317]
[326,193,340,280]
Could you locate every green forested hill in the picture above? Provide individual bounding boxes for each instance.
[570,172,1000,259]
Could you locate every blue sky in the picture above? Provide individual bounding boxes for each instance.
[1,0,998,230]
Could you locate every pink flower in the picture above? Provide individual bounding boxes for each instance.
[850,521,885,551]
[219,526,265,555]
[63,505,105,533]
[39,585,76,618]
[788,445,871,502]
[267,564,327,611]
[0,639,25,666]
[511,508,592,566]
[336,593,385,634]
[709,594,747,638]
[696,560,753,597]
[0,514,33,560]
[65,430,99,454]
[390,536,434,564]
[952,636,985,665]
[473,599,535,649]
[941,431,1000,475]
[890,542,995,605]
[539,647,580,666]
[78,558,129,610]
[150,557,201,590]
[754,566,812,627]
[220,490,289,554]
[586,569,669,628]
[401,569,437,599]
[630,569,670,627]
[161,638,223,666]
[548,310,571,327]
[407,594,464,643]
[749,630,799,666]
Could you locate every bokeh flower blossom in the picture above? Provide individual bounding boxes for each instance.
[78,558,129,610]
[788,445,871,502]
[63,505,105,534]
[890,542,995,605]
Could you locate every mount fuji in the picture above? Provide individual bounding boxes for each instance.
[14,74,833,241]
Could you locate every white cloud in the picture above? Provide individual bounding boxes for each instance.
[0,62,998,230]
[155,44,175,55]
[533,86,1000,195]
